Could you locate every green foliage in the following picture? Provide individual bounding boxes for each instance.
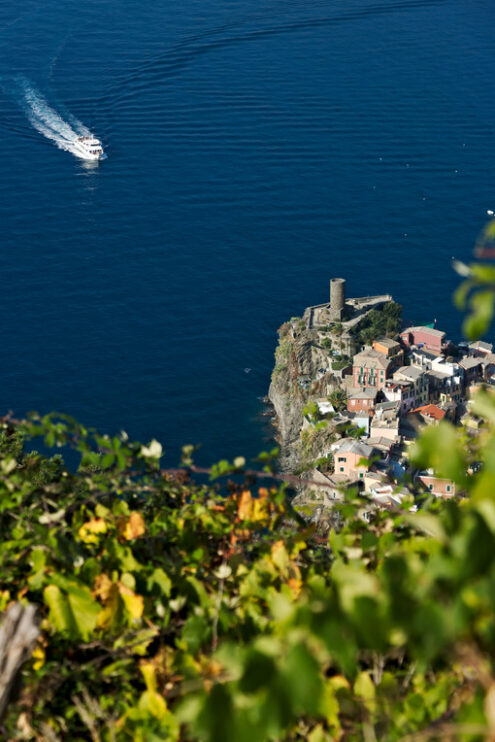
[346,424,366,440]
[351,301,402,346]
[0,401,492,740]
[454,258,495,339]
[331,358,350,371]
[303,401,321,424]
[328,388,347,412]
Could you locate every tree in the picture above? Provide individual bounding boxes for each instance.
[328,388,347,412]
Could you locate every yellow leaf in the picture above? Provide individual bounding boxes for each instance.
[237,490,253,520]
[354,671,376,712]
[252,498,269,523]
[93,574,114,602]
[271,540,289,573]
[120,512,146,541]
[329,675,350,692]
[78,517,107,544]
[287,577,302,600]
[31,646,45,671]
[96,586,121,629]
[118,582,144,620]
[138,690,168,720]
[141,662,158,692]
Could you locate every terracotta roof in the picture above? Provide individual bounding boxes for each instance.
[410,404,446,421]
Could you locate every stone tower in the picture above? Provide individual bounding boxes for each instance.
[329,278,346,321]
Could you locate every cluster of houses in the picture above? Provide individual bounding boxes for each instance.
[312,325,494,509]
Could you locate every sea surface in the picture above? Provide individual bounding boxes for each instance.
[0,0,493,464]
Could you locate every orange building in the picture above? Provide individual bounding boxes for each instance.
[373,337,404,367]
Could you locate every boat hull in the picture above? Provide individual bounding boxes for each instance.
[72,139,105,161]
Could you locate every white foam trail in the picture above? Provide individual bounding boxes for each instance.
[20,80,98,159]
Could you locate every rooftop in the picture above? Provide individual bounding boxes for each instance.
[468,340,493,353]
[459,356,484,370]
[426,369,452,381]
[368,435,400,452]
[332,438,375,458]
[353,348,390,370]
[374,337,400,349]
[401,326,446,339]
[385,379,413,390]
[348,387,378,400]
[410,404,446,421]
[367,437,396,451]
[411,348,440,361]
[375,400,401,413]
[394,365,426,381]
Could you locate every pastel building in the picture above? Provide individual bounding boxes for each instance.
[331,439,375,480]
[352,348,391,390]
[399,326,446,355]
[416,471,456,498]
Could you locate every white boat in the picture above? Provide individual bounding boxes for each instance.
[72,135,105,161]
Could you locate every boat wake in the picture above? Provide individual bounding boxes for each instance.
[18,78,100,160]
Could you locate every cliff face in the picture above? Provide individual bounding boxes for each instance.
[268,378,305,472]
[268,320,341,473]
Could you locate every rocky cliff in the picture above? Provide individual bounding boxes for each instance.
[268,318,342,473]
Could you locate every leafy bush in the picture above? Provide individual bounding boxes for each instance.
[3,406,495,739]
[332,359,350,371]
[351,301,402,346]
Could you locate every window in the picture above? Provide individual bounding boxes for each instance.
[429,484,433,491]
[359,473,364,478]
[338,457,346,462]
[446,485,451,492]
[339,467,344,472]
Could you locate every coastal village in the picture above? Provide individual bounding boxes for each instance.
[269,277,493,524]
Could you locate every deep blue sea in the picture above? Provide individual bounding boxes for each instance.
[0,0,493,464]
